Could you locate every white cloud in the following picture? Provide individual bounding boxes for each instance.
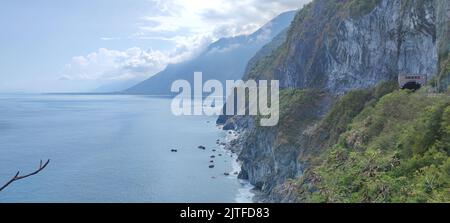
[131,0,312,67]
[61,47,171,81]
[100,37,121,41]
[61,36,215,82]
[137,0,310,39]
[62,0,313,87]
[207,43,242,55]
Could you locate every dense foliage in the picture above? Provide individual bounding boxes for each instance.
[256,89,326,146]
[296,89,450,203]
[276,89,325,145]
[310,82,398,153]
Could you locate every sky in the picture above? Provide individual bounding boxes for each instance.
[0,0,311,93]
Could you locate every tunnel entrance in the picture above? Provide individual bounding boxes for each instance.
[401,81,422,91]
[398,74,427,91]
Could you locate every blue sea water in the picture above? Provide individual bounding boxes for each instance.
[0,94,252,203]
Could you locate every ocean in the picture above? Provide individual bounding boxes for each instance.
[0,94,253,202]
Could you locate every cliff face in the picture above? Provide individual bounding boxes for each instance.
[236,90,334,195]
[228,0,447,202]
[437,0,450,89]
[246,0,438,94]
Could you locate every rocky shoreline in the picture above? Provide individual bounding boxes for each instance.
[214,0,446,203]
[217,123,257,203]
[217,113,313,203]
[218,115,288,203]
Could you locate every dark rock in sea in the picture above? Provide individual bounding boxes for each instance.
[218,154,222,156]
[198,146,206,150]
[212,149,216,152]
[233,172,239,175]
[224,173,230,176]
[210,155,216,159]
[170,149,178,152]
[209,165,215,168]
[210,160,214,163]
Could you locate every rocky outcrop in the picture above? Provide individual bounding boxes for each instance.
[226,90,334,201]
[246,0,438,94]
[324,0,437,93]
[226,0,444,202]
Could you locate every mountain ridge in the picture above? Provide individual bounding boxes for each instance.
[123,11,297,95]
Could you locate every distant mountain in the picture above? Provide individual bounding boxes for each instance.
[93,79,143,93]
[123,11,296,95]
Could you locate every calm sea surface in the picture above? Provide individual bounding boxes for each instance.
[0,94,252,202]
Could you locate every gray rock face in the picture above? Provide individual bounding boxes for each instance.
[230,0,444,202]
[239,126,278,191]
[227,93,332,201]
[325,0,437,93]
[437,0,450,88]
[276,0,438,94]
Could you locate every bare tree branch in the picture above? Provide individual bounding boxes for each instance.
[0,159,50,192]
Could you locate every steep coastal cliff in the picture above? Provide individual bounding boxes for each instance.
[437,0,450,90]
[223,0,449,202]
[246,0,438,93]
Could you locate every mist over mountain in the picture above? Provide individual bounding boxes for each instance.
[123,11,296,95]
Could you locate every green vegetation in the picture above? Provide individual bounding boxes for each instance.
[438,56,450,91]
[256,89,326,146]
[296,90,450,203]
[346,0,382,18]
[241,0,448,203]
[277,89,324,145]
[311,82,398,152]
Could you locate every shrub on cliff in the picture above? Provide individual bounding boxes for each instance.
[297,89,450,203]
